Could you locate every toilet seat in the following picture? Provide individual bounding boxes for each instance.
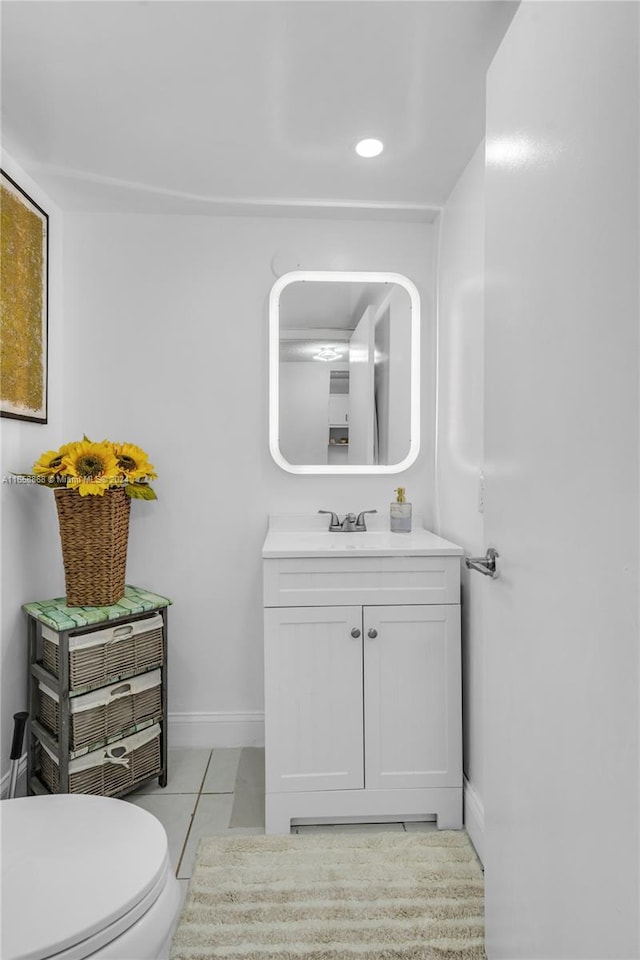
[1,794,176,960]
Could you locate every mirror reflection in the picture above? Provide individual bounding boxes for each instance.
[270,272,419,472]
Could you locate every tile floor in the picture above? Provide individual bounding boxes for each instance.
[125,747,438,899]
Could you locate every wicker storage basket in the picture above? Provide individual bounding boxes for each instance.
[39,723,162,796]
[39,669,162,751]
[54,487,131,607]
[42,613,164,692]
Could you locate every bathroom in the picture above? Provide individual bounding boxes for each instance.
[1,2,639,958]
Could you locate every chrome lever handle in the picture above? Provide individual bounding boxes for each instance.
[356,509,377,529]
[318,510,340,529]
[465,547,500,579]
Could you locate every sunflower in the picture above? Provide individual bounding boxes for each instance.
[113,442,157,482]
[61,440,121,496]
[32,443,73,476]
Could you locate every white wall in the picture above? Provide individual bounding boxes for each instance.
[435,141,485,859]
[60,214,436,745]
[0,153,65,788]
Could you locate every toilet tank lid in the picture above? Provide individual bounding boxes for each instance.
[0,794,169,960]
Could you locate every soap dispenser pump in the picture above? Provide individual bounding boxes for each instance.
[390,487,412,533]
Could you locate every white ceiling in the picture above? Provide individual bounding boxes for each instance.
[279,279,401,362]
[280,280,389,330]
[1,1,517,217]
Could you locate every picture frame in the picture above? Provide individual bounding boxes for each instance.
[1,169,49,423]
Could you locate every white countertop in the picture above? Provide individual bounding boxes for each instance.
[262,515,463,558]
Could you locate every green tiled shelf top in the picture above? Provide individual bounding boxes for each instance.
[23,585,172,631]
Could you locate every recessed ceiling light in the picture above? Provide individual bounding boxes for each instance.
[355,138,384,158]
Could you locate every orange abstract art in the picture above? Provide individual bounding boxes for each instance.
[1,170,48,422]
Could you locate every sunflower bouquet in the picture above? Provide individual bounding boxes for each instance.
[28,437,157,499]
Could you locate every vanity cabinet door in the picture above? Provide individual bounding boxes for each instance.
[363,604,462,791]
[264,606,364,793]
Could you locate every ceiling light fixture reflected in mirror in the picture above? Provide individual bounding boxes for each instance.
[313,347,343,362]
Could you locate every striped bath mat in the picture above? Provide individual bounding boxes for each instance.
[170,830,484,959]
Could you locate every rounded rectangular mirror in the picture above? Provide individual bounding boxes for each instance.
[269,270,420,474]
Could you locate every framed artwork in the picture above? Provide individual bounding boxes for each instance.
[1,169,49,423]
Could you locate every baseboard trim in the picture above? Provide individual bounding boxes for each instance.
[463,776,485,866]
[0,754,27,800]
[2,717,264,788]
[168,711,264,749]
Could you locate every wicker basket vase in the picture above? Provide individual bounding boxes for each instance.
[54,487,131,607]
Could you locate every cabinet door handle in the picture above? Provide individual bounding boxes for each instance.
[350,628,361,638]
[367,628,378,639]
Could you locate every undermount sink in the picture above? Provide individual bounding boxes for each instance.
[262,522,462,558]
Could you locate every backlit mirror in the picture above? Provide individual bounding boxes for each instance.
[269,271,420,474]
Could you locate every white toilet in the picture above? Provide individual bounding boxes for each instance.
[1,794,181,960]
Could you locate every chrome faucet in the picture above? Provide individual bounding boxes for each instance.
[341,512,358,532]
[318,509,377,532]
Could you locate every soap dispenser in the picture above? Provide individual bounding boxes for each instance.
[390,487,412,533]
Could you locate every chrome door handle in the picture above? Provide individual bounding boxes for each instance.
[465,547,500,579]
[367,628,377,639]
[351,627,361,638]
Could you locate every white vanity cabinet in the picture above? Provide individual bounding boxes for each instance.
[262,523,463,834]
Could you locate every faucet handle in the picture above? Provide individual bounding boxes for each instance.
[318,510,340,530]
[356,509,377,530]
